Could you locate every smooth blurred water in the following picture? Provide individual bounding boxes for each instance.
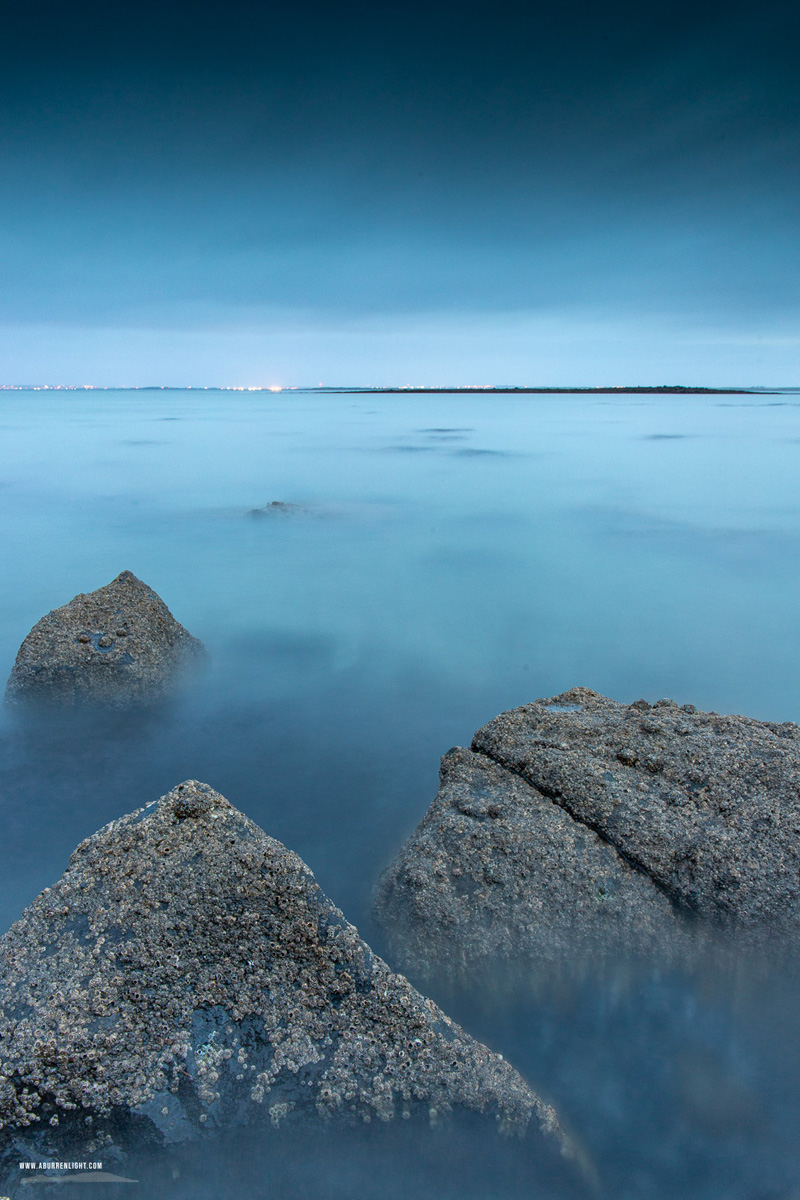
[2,388,800,1199]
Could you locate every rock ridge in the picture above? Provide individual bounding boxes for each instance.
[471,687,800,929]
[467,739,678,908]
[374,740,683,981]
[374,687,800,982]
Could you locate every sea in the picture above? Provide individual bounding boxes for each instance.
[1,387,799,1198]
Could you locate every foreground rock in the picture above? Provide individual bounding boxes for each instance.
[5,571,205,706]
[375,688,800,979]
[0,782,565,1180]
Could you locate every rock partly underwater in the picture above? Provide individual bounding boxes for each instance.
[5,571,205,707]
[0,781,567,1187]
[375,688,800,980]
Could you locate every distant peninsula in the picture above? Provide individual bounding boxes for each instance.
[327,385,763,395]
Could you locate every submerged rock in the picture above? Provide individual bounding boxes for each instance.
[5,571,205,706]
[248,501,305,517]
[0,782,565,1178]
[375,688,800,980]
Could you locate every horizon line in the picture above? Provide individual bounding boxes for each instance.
[1,384,797,395]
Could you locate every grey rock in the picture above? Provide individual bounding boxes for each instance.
[472,687,800,931]
[0,782,566,1177]
[375,687,800,981]
[374,745,682,981]
[5,571,205,706]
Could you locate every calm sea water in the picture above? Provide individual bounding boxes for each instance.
[1,388,799,1199]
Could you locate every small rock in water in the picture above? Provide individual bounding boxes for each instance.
[0,782,567,1182]
[248,501,304,517]
[4,570,206,707]
[375,687,800,981]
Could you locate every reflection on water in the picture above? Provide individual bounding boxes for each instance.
[1,389,800,1198]
[123,1110,582,1200]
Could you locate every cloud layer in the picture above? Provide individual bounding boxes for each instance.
[1,0,798,381]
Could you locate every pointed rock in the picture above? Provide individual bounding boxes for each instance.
[0,782,564,1174]
[5,571,205,706]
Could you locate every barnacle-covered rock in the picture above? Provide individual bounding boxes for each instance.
[374,744,681,981]
[0,782,566,1181]
[471,688,800,929]
[5,571,205,706]
[375,689,800,982]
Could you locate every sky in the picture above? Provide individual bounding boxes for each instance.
[0,0,798,386]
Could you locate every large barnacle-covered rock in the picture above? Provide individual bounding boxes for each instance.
[0,782,566,1182]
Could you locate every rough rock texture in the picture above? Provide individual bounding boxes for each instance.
[5,571,205,706]
[0,782,564,1177]
[374,745,682,979]
[375,688,800,978]
[472,687,800,930]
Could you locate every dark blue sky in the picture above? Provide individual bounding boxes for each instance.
[1,0,798,384]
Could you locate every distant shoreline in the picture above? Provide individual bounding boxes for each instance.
[1,385,790,394]
[326,385,765,395]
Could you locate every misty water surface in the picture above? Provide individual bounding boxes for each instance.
[1,389,799,1199]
